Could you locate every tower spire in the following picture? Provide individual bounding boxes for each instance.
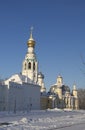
[27,27,35,47]
[30,26,33,40]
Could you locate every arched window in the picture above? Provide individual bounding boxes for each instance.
[28,62,31,69]
[24,63,26,70]
[33,62,35,71]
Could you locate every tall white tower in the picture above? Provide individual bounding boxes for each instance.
[72,84,78,97]
[22,28,38,83]
[72,83,79,109]
[56,75,63,99]
[37,72,46,93]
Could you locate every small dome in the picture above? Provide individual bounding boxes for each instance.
[57,75,63,79]
[50,84,70,95]
[38,72,44,78]
[62,85,70,92]
[27,38,35,47]
[50,85,57,93]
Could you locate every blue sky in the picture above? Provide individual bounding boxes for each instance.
[0,0,85,90]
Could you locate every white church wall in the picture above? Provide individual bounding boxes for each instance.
[0,85,8,111]
[7,82,40,112]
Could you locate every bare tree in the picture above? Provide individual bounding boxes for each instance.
[78,89,85,109]
[80,54,85,75]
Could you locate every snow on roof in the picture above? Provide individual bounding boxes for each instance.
[4,73,35,85]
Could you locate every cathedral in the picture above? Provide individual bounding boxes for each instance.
[48,75,79,109]
[0,29,79,111]
[40,75,79,110]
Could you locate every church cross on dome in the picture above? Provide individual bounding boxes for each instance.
[27,26,35,48]
[30,26,34,40]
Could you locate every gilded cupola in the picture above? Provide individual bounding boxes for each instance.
[27,27,35,48]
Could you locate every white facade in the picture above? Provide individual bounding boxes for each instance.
[2,73,40,111]
[7,82,40,112]
[0,81,40,112]
[0,84,8,111]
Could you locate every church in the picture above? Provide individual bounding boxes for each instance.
[48,75,79,109]
[40,75,79,110]
[0,29,79,112]
[0,29,46,112]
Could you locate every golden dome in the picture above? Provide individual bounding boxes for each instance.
[27,27,35,47]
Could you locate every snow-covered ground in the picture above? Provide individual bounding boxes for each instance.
[0,109,85,130]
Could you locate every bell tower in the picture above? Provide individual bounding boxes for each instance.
[22,28,38,83]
